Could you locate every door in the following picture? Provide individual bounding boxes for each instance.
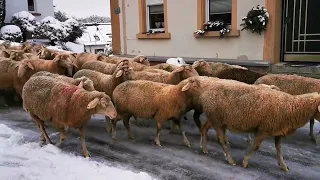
[283,0,320,62]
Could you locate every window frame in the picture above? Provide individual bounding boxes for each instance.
[195,0,240,38]
[206,0,232,27]
[146,3,165,32]
[27,0,36,12]
[137,0,171,39]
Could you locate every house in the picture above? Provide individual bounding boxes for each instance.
[78,23,112,54]
[5,0,54,22]
[110,0,319,66]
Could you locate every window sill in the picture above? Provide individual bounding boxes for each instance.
[136,33,171,39]
[193,30,240,38]
[30,12,41,16]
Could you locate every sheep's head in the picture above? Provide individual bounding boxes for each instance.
[17,60,35,78]
[0,50,11,58]
[172,64,199,80]
[75,76,95,91]
[53,54,78,77]
[133,55,150,66]
[86,92,117,119]
[38,48,56,59]
[97,53,108,61]
[180,77,203,95]
[192,59,213,76]
[10,51,29,61]
[113,62,132,81]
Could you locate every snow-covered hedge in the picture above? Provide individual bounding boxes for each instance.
[11,11,37,33]
[0,25,23,42]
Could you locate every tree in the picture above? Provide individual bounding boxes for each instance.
[54,9,68,22]
[77,15,111,23]
[0,0,5,27]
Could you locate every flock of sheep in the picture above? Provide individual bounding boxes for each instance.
[1,41,320,172]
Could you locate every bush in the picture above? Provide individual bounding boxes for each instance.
[11,11,37,41]
[64,18,86,42]
[0,25,23,42]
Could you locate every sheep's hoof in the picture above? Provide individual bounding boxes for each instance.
[246,139,253,145]
[202,148,208,154]
[155,139,162,147]
[84,152,91,158]
[128,134,135,140]
[242,161,248,168]
[280,164,290,172]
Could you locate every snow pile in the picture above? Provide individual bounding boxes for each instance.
[37,16,72,43]
[0,124,155,180]
[65,18,80,27]
[166,57,186,66]
[11,11,37,32]
[65,42,84,53]
[0,25,23,42]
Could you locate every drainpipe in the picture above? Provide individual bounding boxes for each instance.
[122,0,127,55]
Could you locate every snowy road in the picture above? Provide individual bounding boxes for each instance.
[0,107,320,180]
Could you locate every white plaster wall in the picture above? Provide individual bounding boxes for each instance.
[121,0,265,60]
[4,0,53,23]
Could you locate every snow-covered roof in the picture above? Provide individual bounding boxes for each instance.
[78,23,112,46]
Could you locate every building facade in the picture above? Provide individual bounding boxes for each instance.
[5,0,54,22]
[111,0,318,64]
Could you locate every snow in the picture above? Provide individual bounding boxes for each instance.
[0,124,155,180]
[41,16,59,24]
[65,42,84,53]
[166,57,186,66]
[0,25,21,34]
[65,18,80,27]
[12,11,35,21]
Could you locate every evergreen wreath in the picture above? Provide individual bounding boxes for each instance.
[240,5,269,35]
[194,20,231,39]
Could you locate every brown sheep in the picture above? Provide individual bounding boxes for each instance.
[22,76,117,157]
[17,54,77,80]
[105,55,150,66]
[128,64,199,85]
[74,52,108,72]
[81,59,130,75]
[0,59,23,91]
[37,47,63,60]
[111,78,201,146]
[199,79,320,171]
[8,50,29,61]
[254,73,320,143]
[31,71,95,91]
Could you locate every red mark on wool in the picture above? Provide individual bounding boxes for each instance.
[60,86,80,95]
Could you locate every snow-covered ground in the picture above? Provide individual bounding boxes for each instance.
[0,123,154,180]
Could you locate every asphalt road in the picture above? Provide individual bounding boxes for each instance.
[1,107,320,180]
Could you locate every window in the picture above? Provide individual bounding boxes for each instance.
[137,0,170,39]
[195,0,239,37]
[146,1,165,31]
[207,0,232,26]
[28,0,35,11]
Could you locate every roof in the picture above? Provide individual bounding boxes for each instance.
[78,23,112,46]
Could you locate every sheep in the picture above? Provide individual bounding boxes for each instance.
[37,47,63,60]
[128,64,199,85]
[254,73,320,143]
[105,55,150,66]
[22,76,117,157]
[111,77,202,146]
[74,52,108,72]
[0,59,22,91]
[216,68,267,84]
[17,54,78,80]
[166,57,187,66]
[192,59,248,76]
[7,50,29,61]
[81,59,129,75]
[31,71,95,91]
[198,79,320,171]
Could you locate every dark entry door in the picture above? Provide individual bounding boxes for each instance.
[283,0,320,62]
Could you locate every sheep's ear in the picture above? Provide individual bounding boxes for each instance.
[182,82,191,91]
[174,66,184,73]
[27,61,34,70]
[97,55,105,61]
[318,105,320,113]
[78,80,84,88]
[192,61,200,68]
[116,69,124,78]
[71,53,77,58]
[87,97,100,109]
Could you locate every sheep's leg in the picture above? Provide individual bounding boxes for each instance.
[110,119,118,141]
[247,134,253,145]
[216,127,236,166]
[309,119,315,138]
[275,136,289,172]
[169,121,181,135]
[242,135,264,168]
[79,127,90,158]
[34,121,45,142]
[223,128,230,145]
[122,115,134,139]
[31,114,52,144]
[55,127,67,148]
[174,118,191,147]
[200,120,211,153]
[193,111,202,132]
[155,121,164,147]
[105,116,112,133]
